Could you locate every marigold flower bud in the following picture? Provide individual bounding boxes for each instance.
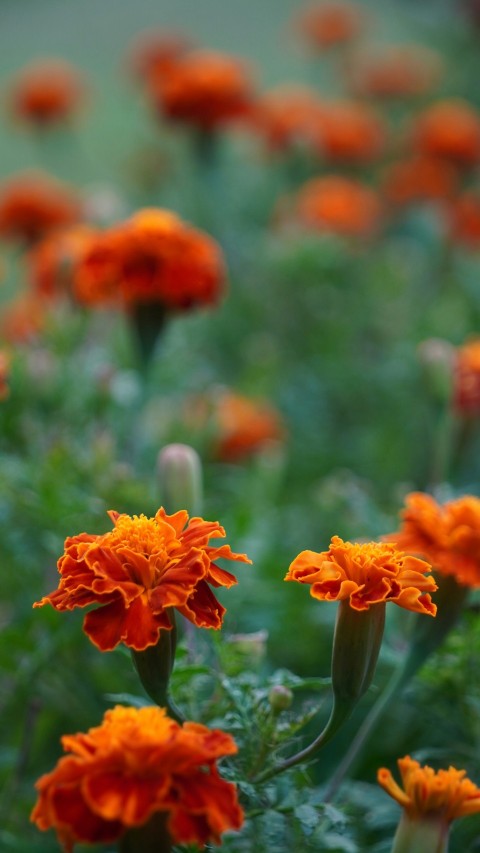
[268,684,293,713]
[157,443,203,516]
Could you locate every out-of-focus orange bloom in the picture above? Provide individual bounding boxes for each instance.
[150,50,254,131]
[453,340,480,414]
[378,756,480,823]
[28,226,94,301]
[0,293,45,343]
[128,28,194,83]
[412,99,480,167]
[294,175,381,238]
[390,492,480,587]
[313,100,386,164]
[297,2,364,51]
[8,59,85,128]
[286,536,437,614]
[0,350,10,400]
[0,171,81,245]
[449,193,480,249]
[383,157,459,207]
[34,506,251,651]
[251,85,325,153]
[73,209,226,311]
[31,705,243,852]
[350,45,442,99]
[214,391,285,462]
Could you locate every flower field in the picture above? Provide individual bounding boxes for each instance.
[2,0,480,850]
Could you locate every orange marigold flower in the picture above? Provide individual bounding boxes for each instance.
[28,225,95,301]
[294,175,381,238]
[312,100,386,165]
[453,339,480,413]
[378,756,480,823]
[127,28,194,83]
[286,536,437,614]
[251,85,325,153]
[214,391,285,462]
[391,492,480,587]
[34,506,252,651]
[31,704,243,851]
[449,192,480,249]
[0,350,10,400]
[150,50,254,131]
[383,157,459,208]
[8,59,86,128]
[0,171,81,245]
[73,208,226,310]
[412,99,480,167]
[297,2,364,51]
[350,45,442,99]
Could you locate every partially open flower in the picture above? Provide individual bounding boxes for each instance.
[391,492,480,587]
[349,45,442,99]
[31,704,243,852]
[378,756,480,852]
[0,171,81,245]
[34,506,252,651]
[286,536,437,614]
[296,2,364,51]
[149,50,254,131]
[8,59,86,128]
[411,99,480,167]
[293,175,381,239]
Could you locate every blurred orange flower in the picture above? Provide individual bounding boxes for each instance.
[350,45,442,99]
[8,59,86,128]
[0,293,45,343]
[412,99,480,167]
[313,100,386,164]
[453,339,480,413]
[214,391,285,462]
[449,193,480,249]
[0,171,81,245]
[128,28,194,83]
[286,536,437,614]
[34,506,252,651]
[251,85,325,153]
[383,156,459,208]
[28,225,94,301]
[0,350,10,400]
[297,1,364,51]
[294,175,381,238]
[150,50,254,131]
[378,756,480,822]
[31,704,243,851]
[73,209,226,310]
[390,491,480,587]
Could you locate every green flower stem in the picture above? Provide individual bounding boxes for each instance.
[128,301,169,369]
[253,602,386,784]
[324,575,469,802]
[390,813,448,853]
[131,613,184,723]
[119,810,172,853]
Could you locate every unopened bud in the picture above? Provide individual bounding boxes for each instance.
[268,684,293,713]
[417,338,455,404]
[157,443,203,515]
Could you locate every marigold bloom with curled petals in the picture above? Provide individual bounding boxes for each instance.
[350,45,442,99]
[34,506,252,651]
[286,536,437,614]
[412,99,480,167]
[150,50,254,131]
[73,208,225,311]
[31,704,244,851]
[8,59,85,128]
[0,171,81,245]
[251,85,325,153]
[378,756,480,824]
[390,492,480,587]
[383,157,459,208]
[294,175,381,239]
[313,101,386,165]
[297,2,364,51]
